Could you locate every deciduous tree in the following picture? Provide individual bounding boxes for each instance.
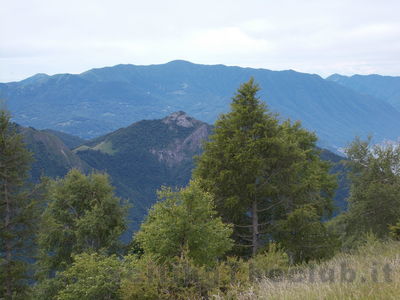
[135,181,233,266]
[340,138,400,240]
[37,169,129,278]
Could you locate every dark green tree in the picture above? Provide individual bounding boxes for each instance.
[339,137,400,241]
[0,110,37,299]
[275,205,339,263]
[36,169,129,278]
[194,79,336,256]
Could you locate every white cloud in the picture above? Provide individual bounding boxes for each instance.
[0,0,399,81]
[186,27,273,54]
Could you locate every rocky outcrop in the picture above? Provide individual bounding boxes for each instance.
[162,111,203,128]
[150,121,212,166]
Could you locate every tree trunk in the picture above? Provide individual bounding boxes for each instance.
[252,200,259,256]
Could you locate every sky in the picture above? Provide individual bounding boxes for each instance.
[1,0,399,82]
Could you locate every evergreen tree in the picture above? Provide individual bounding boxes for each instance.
[194,79,336,256]
[36,169,129,279]
[0,110,36,299]
[135,181,233,266]
[275,205,339,263]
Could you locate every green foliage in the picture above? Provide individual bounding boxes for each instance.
[274,205,339,264]
[33,253,130,300]
[339,138,400,241]
[249,243,290,278]
[120,253,210,300]
[120,252,253,300]
[0,110,38,299]
[194,78,337,256]
[389,220,400,240]
[135,181,233,266]
[56,253,124,300]
[37,169,129,278]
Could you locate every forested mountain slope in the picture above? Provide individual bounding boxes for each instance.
[327,73,400,111]
[2,61,399,150]
[20,112,347,229]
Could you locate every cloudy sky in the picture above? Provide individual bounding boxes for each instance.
[1,0,399,82]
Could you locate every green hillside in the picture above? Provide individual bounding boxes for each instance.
[20,126,90,181]
[75,111,213,229]
[42,129,87,149]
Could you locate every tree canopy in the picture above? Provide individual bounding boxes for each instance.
[338,138,400,241]
[37,169,129,278]
[135,181,233,266]
[0,110,38,299]
[194,78,337,257]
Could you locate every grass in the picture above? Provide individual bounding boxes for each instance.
[74,140,117,155]
[215,239,400,299]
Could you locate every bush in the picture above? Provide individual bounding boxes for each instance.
[120,253,213,299]
[33,253,130,300]
[120,252,254,299]
[249,243,289,279]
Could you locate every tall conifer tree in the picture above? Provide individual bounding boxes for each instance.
[0,110,36,299]
[194,79,336,256]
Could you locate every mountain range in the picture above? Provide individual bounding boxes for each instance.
[2,60,400,151]
[327,74,400,111]
[19,111,348,231]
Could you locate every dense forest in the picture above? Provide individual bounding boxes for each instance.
[2,79,400,299]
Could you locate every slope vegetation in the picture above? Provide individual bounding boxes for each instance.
[2,61,399,149]
[328,74,400,111]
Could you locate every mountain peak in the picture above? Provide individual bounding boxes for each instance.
[162,111,198,128]
[19,73,50,85]
[166,60,193,65]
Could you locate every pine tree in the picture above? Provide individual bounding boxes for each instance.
[194,79,336,257]
[0,110,36,299]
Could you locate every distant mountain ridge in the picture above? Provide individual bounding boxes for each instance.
[327,74,400,111]
[2,60,400,150]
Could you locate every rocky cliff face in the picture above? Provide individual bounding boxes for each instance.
[162,111,202,128]
[151,112,212,166]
